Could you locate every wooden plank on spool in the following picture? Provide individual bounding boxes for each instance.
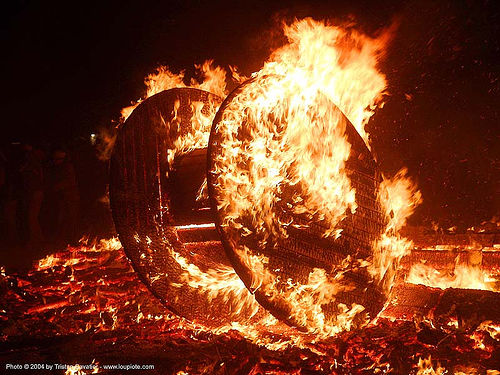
[401,249,500,272]
[401,227,499,248]
[381,283,500,329]
[169,148,212,225]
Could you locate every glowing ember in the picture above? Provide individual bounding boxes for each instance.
[1,236,499,373]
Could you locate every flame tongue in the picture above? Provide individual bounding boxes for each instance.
[120,60,228,121]
[264,18,389,145]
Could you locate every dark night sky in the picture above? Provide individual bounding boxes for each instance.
[2,0,499,227]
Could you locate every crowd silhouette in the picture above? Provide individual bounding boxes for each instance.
[0,137,114,270]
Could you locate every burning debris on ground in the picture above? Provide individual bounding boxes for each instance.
[0,236,499,374]
[2,3,500,375]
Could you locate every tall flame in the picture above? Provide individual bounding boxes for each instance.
[267,18,389,145]
[213,17,391,240]
[371,168,422,292]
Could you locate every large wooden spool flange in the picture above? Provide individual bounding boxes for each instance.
[207,78,388,331]
[109,88,259,326]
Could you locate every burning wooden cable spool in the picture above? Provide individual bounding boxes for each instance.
[109,88,261,327]
[208,76,388,333]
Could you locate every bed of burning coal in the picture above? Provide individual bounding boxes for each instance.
[1,232,499,374]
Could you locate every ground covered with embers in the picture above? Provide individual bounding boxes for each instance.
[1,238,499,374]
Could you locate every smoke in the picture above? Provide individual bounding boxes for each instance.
[96,127,117,161]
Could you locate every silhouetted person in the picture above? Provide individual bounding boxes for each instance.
[1,144,24,246]
[0,147,7,243]
[72,137,115,238]
[45,149,80,247]
[20,143,45,247]
[0,149,5,193]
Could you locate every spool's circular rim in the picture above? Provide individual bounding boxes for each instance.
[110,87,249,326]
[207,77,387,330]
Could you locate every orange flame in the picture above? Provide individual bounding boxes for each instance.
[268,18,390,145]
[114,16,496,338]
[406,258,499,291]
[371,168,422,292]
[416,356,445,375]
[168,246,261,319]
[120,60,228,121]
